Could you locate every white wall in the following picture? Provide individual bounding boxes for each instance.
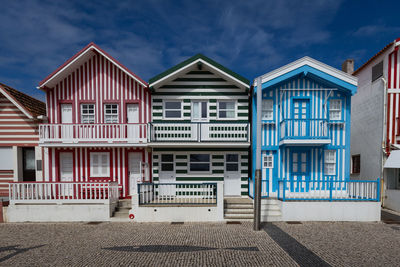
[385,189,400,212]
[35,146,43,181]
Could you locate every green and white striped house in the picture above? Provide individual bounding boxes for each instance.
[148,54,251,197]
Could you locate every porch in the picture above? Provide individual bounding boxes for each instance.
[279,119,331,145]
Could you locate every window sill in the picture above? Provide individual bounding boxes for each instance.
[262,120,275,124]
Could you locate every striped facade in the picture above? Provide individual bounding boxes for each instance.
[149,54,251,196]
[40,43,151,198]
[387,48,400,147]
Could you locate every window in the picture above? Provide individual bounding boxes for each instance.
[372,61,383,82]
[190,154,210,172]
[329,99,342,120]
[292,152,307,174]
[81,104,95,123]
[218,101,235,119]
[90,152,110,177]
[352,154,360,174]
[262,99,273,120]
[0,147,14,170]
[324,150,336,175]
[161,154,174,172]
[192,101,208,121]
[164,101,182,118]
[104,104,118,123]
[226,154,239,172]
[263,154,273,168]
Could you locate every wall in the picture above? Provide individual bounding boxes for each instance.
[351,52,386,180]
[385,189,400,212]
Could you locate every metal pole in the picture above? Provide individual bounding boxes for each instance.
[254,77,262,231]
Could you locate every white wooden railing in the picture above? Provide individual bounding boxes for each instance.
[9,182,119,204]
[150,122,249,142]
[39,123,147,144]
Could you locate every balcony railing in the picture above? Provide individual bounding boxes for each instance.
[280,118,328,140]
[39,123,147,144]
[149,122,250,142]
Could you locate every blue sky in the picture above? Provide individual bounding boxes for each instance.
[1,0,399,101]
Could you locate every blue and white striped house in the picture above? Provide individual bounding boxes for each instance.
[251,57,359,199]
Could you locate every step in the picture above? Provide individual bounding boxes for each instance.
[262,215,283,222]
[224,204,253,209]
[261,210,282,216]
[224,197,253,204]
[118,200,132,208]
[224,214,253,220]
[225,218,253,222]
[113,210,129,218]
[262,205,281,211]
[224,208,253,214]
[262,199,280,205]
[115,207,131,212]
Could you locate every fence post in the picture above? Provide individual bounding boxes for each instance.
[283,179,286,201]
[277,181,280,200]
[329,179,333,202]
[376,178,380,202]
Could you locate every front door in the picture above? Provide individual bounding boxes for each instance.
[128,152,142,195]
[22,147,35,181]
[224,154,241,196]
[159,154,175,198]
[59,152,73,196]
[61,104,73,139]
[292,99,310,137]
[290,150,310,192]
[127,104,139,140]
[192,101,209,140]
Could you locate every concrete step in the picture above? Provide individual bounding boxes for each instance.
[224,214,253,220]
[262,205,281,211]
[113,210,129,218]
[118,200,132,208]
[262,210,282,216]
[224,197,253,204]
[224,204,253,209]
[115,207,131,212]
[225,218,253,222]
[261,215,283,222]
[224,208,253,214]
[262,199,280,205]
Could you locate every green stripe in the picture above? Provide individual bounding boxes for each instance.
[173,78,226,82]
[176,162,187,166]
[176,155,188,159]
[241,162,248,166]
[212,162,224,166]
[209,99,216,103]
[209,112,217,117]
[176,170,188,174]
[184,106,191,110]
[153,177,159,182]
[183,112,191,116]
[238,113,248,117]
[212,155,224,159]
[153,162,159,166]
[241,155,248,159]
[241,184,248,188]
[184,99,191,103]
[238,106,248,110]
[209,106,216,110]
[212,170,224,174]
[238,99,248,103]
[241,177,249,181]
[176,177,224,181]
[153,155,159,159]
[241,170,248,174]
[153,106,162,109]
[186,71,213,75]
[241,191,249,196]
[153,169,159,174]
[153,113,162,117]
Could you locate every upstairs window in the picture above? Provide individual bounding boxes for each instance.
[329,99,342,121]
[218,101,235,119]
[352,154,360,174]
[164,101,182,119]
[81,104,95,123]
[324,150,336,175]
[262,99,273,120]
[104,104,119,123]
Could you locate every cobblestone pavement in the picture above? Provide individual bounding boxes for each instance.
[0,221,400,266]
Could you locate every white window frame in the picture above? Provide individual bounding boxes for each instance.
[324,150,336,175]
[191,100,209,122]
[225,154,239,172]
[104,104,119,123]
[90,152,110,178]
[262,99,274,121]
[189,154,211,173]
[217,100,237,120]
[263,154,273,169]
[163,100,183,120]
[81,104,95,123]
[329,99,342,121]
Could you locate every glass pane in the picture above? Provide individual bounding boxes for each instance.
[292,153,298,162]
[301,163,306,172]
[226,111,235,118]
[226,163,238,171]
[101,155,108,165]
[165,102,181,109]
[219,102,226,109]
[161,154,173,162]
[190,163,210,172]
[201,102,207,118]
[24,150,35,170]
[161,163,173,171]
[219,111,226,118]
[301,153,307,162]
[190,154,210,162]
[165,111,181,118]
[193,102,199,118]
[293,163,298,172]
[226,154,238,162]
[226,102,235,109]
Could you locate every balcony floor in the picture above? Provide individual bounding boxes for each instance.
[279,139,331,146]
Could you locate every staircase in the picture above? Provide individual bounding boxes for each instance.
[111,199,131,222]
[261,198,282,222]
[224,197,253,221]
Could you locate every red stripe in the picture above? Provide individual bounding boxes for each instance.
[0,132,37,136]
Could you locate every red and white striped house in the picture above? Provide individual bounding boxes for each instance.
[38,43,151,198]
[0,82,46,197]
[351,37,400,212]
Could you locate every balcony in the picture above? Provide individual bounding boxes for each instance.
[39,123,147,146]
[279,119,330,145]
[149,122,250,145]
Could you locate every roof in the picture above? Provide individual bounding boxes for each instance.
[39,42,148,89]
[353,37,400,75]
[149,54,250,88]
[384,150,400,168]
[0,82,46,119]
[254,56,358,95]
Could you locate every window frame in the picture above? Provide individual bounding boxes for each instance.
[104,103,119,123]
[262,99,274,121]
[89,152,110,178]
[189,154,211,173]
[329,99,343,121]
[163,100,183,120]
[191,100,209,122]
[225,153,239,172]
[263,154,273,169]
[80,103,96,124]
[351,154,360,174]
[160,154,174,172]
[324,150,337,176]
[217,100,237,120]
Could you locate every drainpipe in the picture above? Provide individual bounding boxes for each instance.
[254,77,262,231]
[380,77,387,205]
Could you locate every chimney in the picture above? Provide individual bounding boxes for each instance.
[342,59,354,74]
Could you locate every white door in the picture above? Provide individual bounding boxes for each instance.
[159,154,175,198]
[60,152,73,196]
[127,104,139,140]
[224,154,241,196]
[192,101,209,140]
[61,104,73,139]
[128,152,142,195]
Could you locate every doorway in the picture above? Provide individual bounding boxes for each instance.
[224,154,241,196]
[22,147,36,181]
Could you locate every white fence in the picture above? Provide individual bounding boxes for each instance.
[9,182,119,204]
[39,123,147,143]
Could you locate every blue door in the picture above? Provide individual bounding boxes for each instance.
[290,150,310,192]
[292,99,310,137]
